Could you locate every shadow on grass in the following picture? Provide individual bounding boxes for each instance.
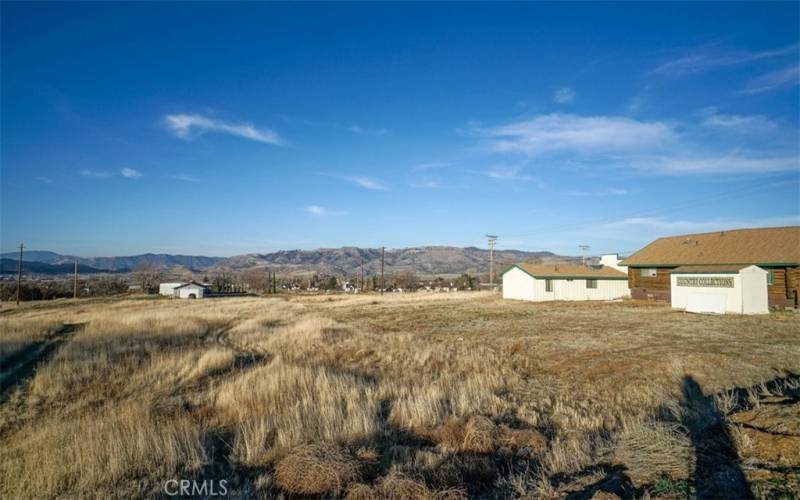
[680,375,752,499]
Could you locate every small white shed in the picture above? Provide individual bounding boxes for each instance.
[670,265,769,315]
[159,283,184,297]
[502,263,630,302]
[172,282,209,299]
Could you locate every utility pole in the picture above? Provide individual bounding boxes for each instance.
[380,247,385,296]
[73,259,79,299]
[579,245,590,267]
[16,243,24,305]
[486,235,497,288]
[360,253,364,292]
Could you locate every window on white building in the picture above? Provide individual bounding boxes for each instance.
[545,279,553,292]
[586,279,597,289]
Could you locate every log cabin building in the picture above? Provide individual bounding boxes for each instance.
[621,226,800,308]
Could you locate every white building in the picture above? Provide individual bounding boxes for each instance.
[173,282,209,299]
[670,265,768,315]
[160,281,210,299]
[599,253,627,273]
[159,283,184,297]
[502,263,629,302]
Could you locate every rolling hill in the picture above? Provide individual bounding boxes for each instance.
[2,246,578,277]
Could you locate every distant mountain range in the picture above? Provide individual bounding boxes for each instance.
[0,247,577,277]
[0,251,223,273]
[0,258,111,275]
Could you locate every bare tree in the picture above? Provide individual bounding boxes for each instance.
[133,262,162,294]
[395,270,418,291]
[241,268,268,292]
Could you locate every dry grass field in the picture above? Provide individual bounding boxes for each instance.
[1,292,798,499]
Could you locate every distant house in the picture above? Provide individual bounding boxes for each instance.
[159,281,210,299]
[501,262,629,302]
[622,226,800,308]
[159,283,184,296]
[173,282,209,299]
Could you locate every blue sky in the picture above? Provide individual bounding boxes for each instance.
[1,2,798,257]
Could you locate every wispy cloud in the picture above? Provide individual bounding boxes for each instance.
[168,173,200,183]
[413,162,452,170]
[305,205,347,216]
[348,125,390,136]
[345,176,388,190]
[164,113,283,145]
[627,152,799,174]
[479,164,545,187]
[553,87,575,104]
[567,188,630,197]
[698,107,777,131]
[35,176,53,184]
[472,111,797,175]
[740,64,800,95]
[601,214,800,237]
[81,168,143,179]
[80,169,113,178]
[410,179,441,189]
[473,113,674,156]
[120,167,142,179]
[650,43,799,77]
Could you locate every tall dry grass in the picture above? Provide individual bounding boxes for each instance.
[0,317,64,362]
[0,293,798,497]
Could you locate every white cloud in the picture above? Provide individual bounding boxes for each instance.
[345,176,387,190]
[168,173,200,183]
[120,168,142,178]
[479,165,546,188]
[567,188,630,196]
[305,205,347,216]
[740,64,800,95]
[164,113,283,145]
[80,169,112,178]
[553,87,575,104]
[348,125,389,136]
[650,43,799,76]
[630,153,799,174]
[626,96,647,114]
[413,162,452,170]
[472,111,797,175]
[699,107,777,131]
[410,179,440,189]
[474,114,674,156]
[601,214,800,237]
[80,168,143,179]
[35,176,53,184]
[484,165,533,181]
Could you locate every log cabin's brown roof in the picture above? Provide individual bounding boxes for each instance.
[671,264,751,274]
[507,263,628,279]
[622,226,800,267]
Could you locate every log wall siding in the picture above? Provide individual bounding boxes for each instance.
[789,268,800,307]
[628,265,800,307]
[766,268,787,299]
[627,267,673,291]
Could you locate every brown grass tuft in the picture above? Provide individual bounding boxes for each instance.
[274,443,361,495]
[461,415,496,453]
[612,420,694,481]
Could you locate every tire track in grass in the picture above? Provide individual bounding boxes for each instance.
[0,323,81,404]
